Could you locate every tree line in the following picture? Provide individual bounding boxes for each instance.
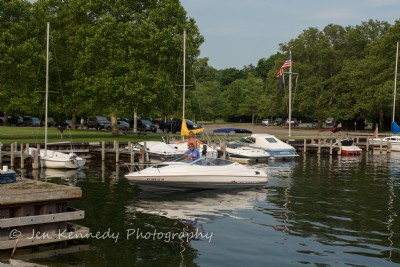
[1,1,399,134]
[194,20,400,131]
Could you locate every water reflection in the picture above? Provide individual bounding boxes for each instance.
[31,168,86,186]
[128,188,268,224]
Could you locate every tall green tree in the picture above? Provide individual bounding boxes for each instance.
[0,0,41,122]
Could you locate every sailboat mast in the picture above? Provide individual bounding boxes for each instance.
[182,29,186,119]
[288,51,292,137]
[393,41,399,123]
[45,22,49,151]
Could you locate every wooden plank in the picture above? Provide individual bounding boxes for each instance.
[0,224,89,250]
[0,209,84,228]
[0,179,81,206]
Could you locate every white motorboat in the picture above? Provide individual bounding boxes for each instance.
[240,134,299,159]
[333,138,362,156]
[218,141,270,163]
[124,157,268,190]
[213,128,270,163]
[131,141,184,161]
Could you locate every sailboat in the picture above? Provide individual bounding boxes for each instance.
[180,29,204,137]
[28,23,86,169]
[369,42,400,151]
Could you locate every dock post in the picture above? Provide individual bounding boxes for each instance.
[20,143,24,169]
[115,141,120,163]
[139,146,145,169]
[338,142,342,155]
[379,139,383,153]
[10,143,14,168]
[128,142,134,165]
[303,139,307,154]
[0,143,2,167]
[144,142,149,162]
[32,147,39,169]
[113,140,117,151]
[329,140,333,155]
[366,137,369,153]
[388,141,392,153]
[317,139,321,154]
[101,141,105,161]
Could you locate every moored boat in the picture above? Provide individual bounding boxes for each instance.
[334,138,362,156]
[240,134,298,159]
[213,128,270,163]
[124,157,268,191]
[131,141,185,161]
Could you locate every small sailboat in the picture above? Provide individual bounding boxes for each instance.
[29,23,86,169]
[369,42,400,151]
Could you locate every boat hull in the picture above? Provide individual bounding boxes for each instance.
[127,180,267,191]
[341,147,362,156]
[125,158,268,190]
[29,148,86,169]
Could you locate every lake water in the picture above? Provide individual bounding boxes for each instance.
[3,153,400,267]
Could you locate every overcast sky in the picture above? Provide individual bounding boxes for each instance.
[180,0,400,69]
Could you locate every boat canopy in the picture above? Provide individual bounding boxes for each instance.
[213,128,252,134]
[392,121,400,134]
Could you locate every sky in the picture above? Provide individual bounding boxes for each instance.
[180,0,400,69]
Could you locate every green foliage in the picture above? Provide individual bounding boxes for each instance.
[0,1,399,127]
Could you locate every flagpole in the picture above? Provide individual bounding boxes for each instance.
[288,51,292,137]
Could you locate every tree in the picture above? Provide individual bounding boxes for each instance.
[0,0,42,122]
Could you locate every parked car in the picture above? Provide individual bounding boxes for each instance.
[325,118,335,127]
[152,118,163,126]
[22,116,40,127]
[117,119,130,132]
[86,116,112,130]
[8,115,24,126]
[282,118,299,127]
[136,119,157,133]
[59,119,72,129]
[308,121,318,128]
[273,118,283,126]
[158,118,202,133]
[261,118,271,126]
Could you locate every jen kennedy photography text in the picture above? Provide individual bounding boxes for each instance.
[9,227,214,243]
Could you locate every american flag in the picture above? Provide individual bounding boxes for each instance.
[276,54,292,77]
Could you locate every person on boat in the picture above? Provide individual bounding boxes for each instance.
[188,131,203,149]
[184,143,200,161]
[174,131,203,149]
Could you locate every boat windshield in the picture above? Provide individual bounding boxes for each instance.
[190,158,234,166]
[264,137,278,143]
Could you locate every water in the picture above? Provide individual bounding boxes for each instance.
[3,153,400,266]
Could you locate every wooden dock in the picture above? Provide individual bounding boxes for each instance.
[287,136,392,155]
[0,178,88,250]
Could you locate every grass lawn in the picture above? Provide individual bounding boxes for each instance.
[0,126,164,144]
